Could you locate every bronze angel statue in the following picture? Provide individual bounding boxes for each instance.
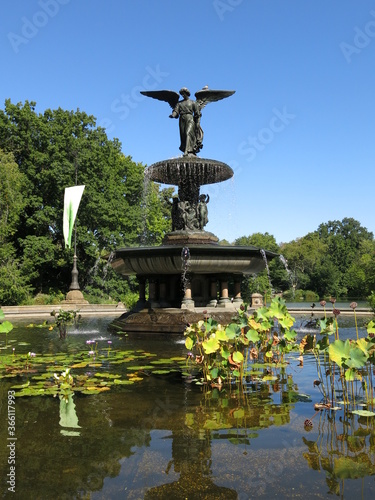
[140,87,235,156]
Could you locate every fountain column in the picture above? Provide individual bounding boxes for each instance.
[218,275,231,307]
[159,278,170,307]
[208,278,218,307]
[233,277,242,303]
[181,279,194,309]
[149,278,159,308]
[137,276,147,308]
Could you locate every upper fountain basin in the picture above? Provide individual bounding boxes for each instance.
[146,157,234,187]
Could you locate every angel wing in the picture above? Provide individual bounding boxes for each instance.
[194,89,235,110]
[140,90,180,109]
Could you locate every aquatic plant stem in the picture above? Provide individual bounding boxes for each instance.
[354,309,359,341]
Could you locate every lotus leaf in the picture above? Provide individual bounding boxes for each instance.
[215,329,229,342]
[225,324,240,339]
[232,351,244,363]
[328,339,351,366]
[202,337,220,354]
[0,321,13,334]
[185,337,194,350]
[246,329,260,342]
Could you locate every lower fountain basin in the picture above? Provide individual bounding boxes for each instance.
[111,244,276,277]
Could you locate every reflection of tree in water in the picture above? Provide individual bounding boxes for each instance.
[302,410,375,496]
[3,391,151,498]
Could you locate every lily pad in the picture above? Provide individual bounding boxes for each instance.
[352,410,375,417]
[113,379,134,385]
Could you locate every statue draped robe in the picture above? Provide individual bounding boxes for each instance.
[171,99,203,155]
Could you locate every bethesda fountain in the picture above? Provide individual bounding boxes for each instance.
[110,86,276,333]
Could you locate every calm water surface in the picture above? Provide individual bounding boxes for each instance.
[0,314,374,499]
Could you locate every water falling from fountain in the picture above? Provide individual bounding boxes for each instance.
[102,251,115,281]
[279,254,295,298]
[260,248,272,291]
[181,246,190,296]
[140,170,152,246]
[86,256,101,286]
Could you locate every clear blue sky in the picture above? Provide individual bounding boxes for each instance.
[1,0,375,244]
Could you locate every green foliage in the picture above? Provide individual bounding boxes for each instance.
[184,297,297,386]
[184,299,375,415]
[1,98,375,305]
[282,289,319,302]
[50,309,79,339]
[368,291,375,313]
[234,233,288,298]
[1,344,188,397]
[278,219,375,299]
[120,291,139,310]
[0,100,172,304]
[0,148,27,241]
[32,291,65,305]
[234,232,279,252]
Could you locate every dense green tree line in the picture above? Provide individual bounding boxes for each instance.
[234,219,375,303]
[0,100,172,305]
[1,100,374,306]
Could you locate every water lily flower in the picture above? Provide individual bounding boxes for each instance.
[88,350,95,356]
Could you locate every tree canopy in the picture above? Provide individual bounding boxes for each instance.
[0,99,171,304]
[0,99,374,305]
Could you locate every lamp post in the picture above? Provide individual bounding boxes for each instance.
[63,155,88,304]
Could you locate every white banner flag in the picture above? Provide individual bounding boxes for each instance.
[63,185,85,248]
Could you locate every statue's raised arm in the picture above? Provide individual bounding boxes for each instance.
[140,87,235,156]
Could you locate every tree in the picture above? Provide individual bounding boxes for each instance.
[233,232,287,301]
[281,234,327,291]
[344,239,375,297]
[0,100,172,303]
[234,232,279,252]
[0,149,31,304]
[317,218,373,275]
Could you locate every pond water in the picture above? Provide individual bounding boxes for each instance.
[1,314,375,499]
